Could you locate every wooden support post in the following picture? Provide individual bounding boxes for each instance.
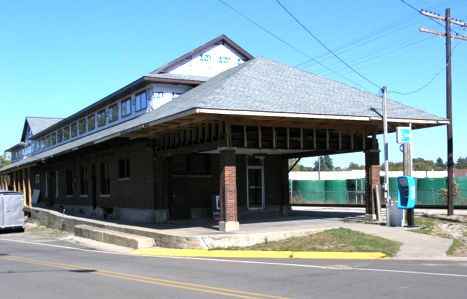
[22,169,26,202]
[313,129,317,150]
[258,126,262,149]
[13,172,17,192]
[226,123,232,147]
[338,130,342,150]
[272,127,276,149]
[362,131,366,150]
[286,127,290,149]
[350,131,354,150]
[243,125,247,148]
[326,129,330,150]
[300,128,304,150]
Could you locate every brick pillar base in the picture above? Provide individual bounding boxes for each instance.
[219,149,239,232]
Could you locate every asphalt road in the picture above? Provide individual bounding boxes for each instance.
[0,231,466,299]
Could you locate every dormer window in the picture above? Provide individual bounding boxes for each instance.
[97,109,106,127]
[51,132,56,145]
[70,123,78,138]
[56,129,63,143]
[135,91,147,112]
[79,118,86,135]
[121,97,131,118]
[108,104,118,123]
[87,114,96,131]
[63,126,70,141]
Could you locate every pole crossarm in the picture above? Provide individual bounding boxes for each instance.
[421,10,467,27]
[419,27,467,41]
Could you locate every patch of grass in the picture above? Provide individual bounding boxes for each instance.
[447,239,465,256]
[413,216,467,256]
[230,228,401,257]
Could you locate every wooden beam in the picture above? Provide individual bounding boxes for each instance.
[226,123,232,147]
[243,125,247,148]
[338,130,342,150]
[300,128,304,150]
[272,126,276,149]
[350,131,354,150]
[313,128,317,150]
[27,168,32,207]
[286,127,290,149]
[326,129,330,150]
[258,126,262,149]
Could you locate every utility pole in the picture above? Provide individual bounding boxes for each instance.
[403,123,413,226]
[382,86,390,226]
[419,8,467,216]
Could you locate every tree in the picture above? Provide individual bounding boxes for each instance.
[413,158,436,171]
[381,161,403,171]
[435,157,445,170]
[313,155,334,171]
[0,155,10,169]
[347,162,365,170]
[288,158,302,171]
[456,156,467,169]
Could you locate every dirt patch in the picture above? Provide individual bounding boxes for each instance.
[24,222,72,239]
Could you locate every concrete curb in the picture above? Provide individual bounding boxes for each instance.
[131,248,387,259]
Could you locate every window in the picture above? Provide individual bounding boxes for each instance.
[87,114,96,131]
[80,166,88,195]
[79,118,86,135]
[40,137,45,149]
[56,129,63,143]
[100,162,110,195]
[118,159,130,179]
[51,132,56,145]
[97,109,106,127]
[135,91,147,112]
[121,97,132,118]
[70,123,77,138]
[63,126,70,140]
[108,103,118,123]
[66,168,74,196]
[45,135,51,147]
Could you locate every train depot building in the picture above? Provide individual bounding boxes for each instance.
[0,35,448,231]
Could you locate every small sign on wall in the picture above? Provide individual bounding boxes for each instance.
[396,127,411,144]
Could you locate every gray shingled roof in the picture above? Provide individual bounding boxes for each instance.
[26,117,63,135]
[143,57,445,121]
[1,57,445,172]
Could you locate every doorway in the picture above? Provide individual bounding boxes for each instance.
[247,166,264,210]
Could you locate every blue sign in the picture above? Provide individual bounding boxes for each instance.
[396,127,411,144]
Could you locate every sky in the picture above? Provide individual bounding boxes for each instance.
[0,0,466,168]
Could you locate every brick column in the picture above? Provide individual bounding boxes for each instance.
[365,137,381,215]
[219,149,239,232]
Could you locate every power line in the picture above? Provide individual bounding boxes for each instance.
[215,0,372,91]
[274,0,381,90]
[400,0,465,36]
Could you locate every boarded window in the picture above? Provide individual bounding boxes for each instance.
[118,159,130,179]
[80,167,88,195]
[66,168,74,196]
[100,162,110,195]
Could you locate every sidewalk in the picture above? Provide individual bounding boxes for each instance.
[28,206,465,260]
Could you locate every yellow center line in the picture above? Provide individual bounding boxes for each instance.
[0,255,289,299]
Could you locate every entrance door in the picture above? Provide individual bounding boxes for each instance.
[247,166,264,210]
[170,177,191,220]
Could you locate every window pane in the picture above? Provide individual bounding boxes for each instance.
[45,135,51,147]
[56,129,63,143]
[70,123,77,138]
[87,114,96,131]
[63,127,70,140]
[97,110,106,127]
[135,91,147,112]
[51,132,56,145]
[121,98,131,117]
[79,119,86,135]
[109,104,118,122]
